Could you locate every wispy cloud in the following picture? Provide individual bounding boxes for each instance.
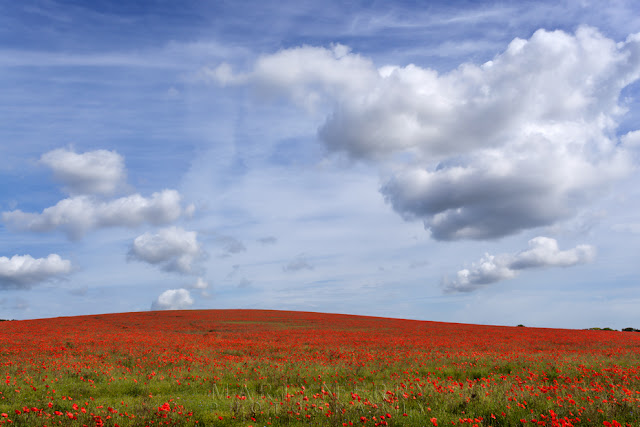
[215,235,246,256]
[0,50,183,68]
[257,236,277,245]
[283,254,314,272]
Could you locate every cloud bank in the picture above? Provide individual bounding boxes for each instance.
[210,27,640,240]
[3,190,188,240]
[0,254,72,290]
[151,288,194,310]
[444,237,596,293]
[40,148,126,196]
[129,227,203,274]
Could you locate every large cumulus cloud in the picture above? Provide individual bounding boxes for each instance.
[209,27,640,240]
[444,237,595,293]
[0,254,72,290]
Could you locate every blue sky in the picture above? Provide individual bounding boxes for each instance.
[2,0,640,329]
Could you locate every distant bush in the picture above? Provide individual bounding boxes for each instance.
[516,324,525,327]
[588,327,617,331]
[622,327,640,332]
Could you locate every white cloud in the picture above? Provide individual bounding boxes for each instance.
[508,237,596,269]
[40,148,126,196]
[2,189,187,240]
[150,288,194,310]
[444,237,596,293]
[207,44,378,111]
[129,227,202,274]
[192,277,209,289]
[0,254,72,290]
[621,130,640,149]
[211,26,640,240]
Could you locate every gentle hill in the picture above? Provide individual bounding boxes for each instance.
[0,309,638,426]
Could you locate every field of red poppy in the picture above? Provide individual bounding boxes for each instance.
[0,310,639,427]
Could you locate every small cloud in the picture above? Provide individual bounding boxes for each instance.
[188,277,210,297]
[215,235,246,256]
[283,255,314,272]
[151,288,194,310]
[129,227,203,274]
[200,62,245,86]
[0,254,73,290]
[40,148,127,196]
[444,237,595,293]
[191,277,209,289]
[3,189,188,240]
[508,237,596,270]
[257,236,277,245]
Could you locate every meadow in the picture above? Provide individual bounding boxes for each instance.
[0,309,638,426]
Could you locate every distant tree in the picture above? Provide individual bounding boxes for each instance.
[517,324,525,327]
